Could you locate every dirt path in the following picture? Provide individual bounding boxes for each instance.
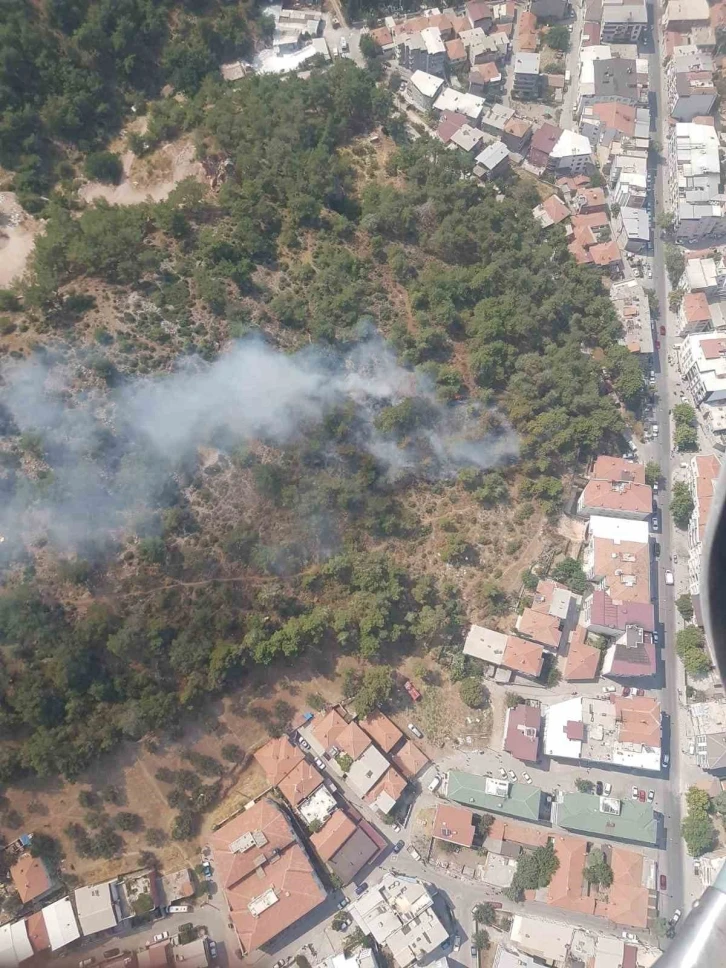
[0,193,41,287]
[80,139,205,206]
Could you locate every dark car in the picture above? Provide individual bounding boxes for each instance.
[393,840,405,853]
[355,882,368,896]
[660,874,667,891]
[596,781,603,795]
[660,325,666,336]
[471,944,478,960]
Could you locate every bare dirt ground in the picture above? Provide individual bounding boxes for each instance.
[80,137,205,207]
[0,193,41,287]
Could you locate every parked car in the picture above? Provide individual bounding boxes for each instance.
[208,941,217,960]
[428,775,442,793]
[522,772,532,784]
[670,910,682,925]
[499,767,508,778]
[622,687,631,697]
[454,935,461,952]
[404,680,422,702]
[408,845,422,861]
[471,944,478,959]
[596,781,603,795]
[355,882,368,896]
[632,786,639,799]
[662,752,670,766]
[103,953,120,961]
[298,736,310,750]
[602,685,616,693]
[648,789,655,802]
[340,35,349,51]
[636,688,645,696]
[652,514,659,530]
[660,874,667,891]
[408,723,423,739]
[665,570,674,585]
[338,898,350,909]
[508,770,516,780]
[660,325,666,335]
[169,905,191,913]
[638,789,646,802]
[315,757,326,770]
[153,933,169,943]
[393,840,405,853]
[604,783,612,796]
[79,960,95,967]
[202,860,213,880]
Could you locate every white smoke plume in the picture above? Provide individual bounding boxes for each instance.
[0,333,519,552]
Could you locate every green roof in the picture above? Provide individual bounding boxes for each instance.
[556,792,658,845]
[446,771,544,822]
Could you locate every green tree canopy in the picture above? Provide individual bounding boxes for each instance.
[671,481,695,529]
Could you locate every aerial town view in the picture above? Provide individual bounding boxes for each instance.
[2,0,726,965]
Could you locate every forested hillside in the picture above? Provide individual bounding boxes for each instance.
[0,59,642,785]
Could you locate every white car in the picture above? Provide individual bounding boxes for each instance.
[508,770,517,780]
[340,36,349,51]
[670,910,682,925]
[522,772,532,784]
[604,783,612,796]
[602,685,616,693]
[651,514,658,530]
[408,723,423,739]
[632,786,639,799]
[648,789,655,802]
[315,757,326,770]
[499,767,508,778]
[153,933,169,943]
[665,570,674,585]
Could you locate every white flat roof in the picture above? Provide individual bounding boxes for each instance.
[433,88,485,120]
[347,745,390,797]
[686,258,719,290]
[543,696,584,758]
[0,920,33,967]
[476,141,509,169]
[551,129,592,159]
[74,882,118,936]
[588,515,650,544]
[42,897,81,951]
[514,52,540,74]
[421,25,446,53]
[410,70,444,99]
[298,785,337,823]
[463,625,508,663]
[510,916,573,962]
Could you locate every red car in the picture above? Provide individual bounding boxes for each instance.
[660,325,666,336]
[638,789,646,802]
[655,340,661,349]
[404,680,422,702]
[660,874,667,891]
[622,686,631,697]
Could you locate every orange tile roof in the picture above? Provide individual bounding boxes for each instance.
[366,766,407,810]
[573,221,598,249]
[593,456,646,484]
[593,537,651,605]
[589,101,637,135]
[517,10,538,50]
[517,608,562,649]
[581,479,652,515]
[597,847,649,927]
[531,579,571,614]
[392,740,430,778]
[360,711,404,753]
[612,695,661,746]
[578,187,607,210]
[11,854,52,904]
[278,760,324,806]
[370,26,393,46]
[472,61,502,82]
[311,708,348,750]
[433,804,476,847]
[311,809,357,861]
[547,835,596,914]
[25,912,49,953]
[563,625,601,680]
[503,635,544,677]
[337,720,371,759]
[541,195,570,224]
[572,211,608,230]
[253,736,305,787]
[569,240,593,265]
[209,798,326,954]
[693,454,721,541]
[683,291,712,324]
[487,817,549,848]
[590,240,622,266]
[446,38,467,61]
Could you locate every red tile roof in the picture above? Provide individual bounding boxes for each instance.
[597,848,649,927]
[278,760,324,806]
[11,854,52,904]
[446,38,467,61]
[563,625,601,681]
[580,478,652,515]
[311,708,348,750]
[392,740,429,778]
[593,456,646,484]
[504,703,542,761]
[360,711,403,753]
[588,589,655,632]
[253,736,305,787]
[337,721,371,759]
[311,809,357,861]
[683,291,712,323]
[365,766,407,811]
[588,101,636,135]
[437,111,469,144]
[433,804,476,848]
[517,608,562,649]
[589,240,622,266]
[25,912,49,953]
[548,835,596,914]
[370,26,393,47]
[502,635,545,677]
[209,798,326,954]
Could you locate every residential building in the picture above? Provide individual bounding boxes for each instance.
[397,27,446,75]
[138,944,175,968]
[516,607,563,650]
[527,122,562,169]
[602,847,653,928]
[391,740,429,778]
[512,52,541,98]
[464,626,545,679]
[501,116,533,153]
[484,818,549,855]
[663,0,711,30]
[348,874,448,968]
[468,61,503,94]
[509,916,576,964]
[582,589,655,636]
[532,193,571,227]
[549,129,593,173]
[38,897,81,952]
[666,122,726,244]
[578,58,641,115]
[600,0,648,42]
[532,0,568,18]
[10,853,56,906]
[556,788,658,847]
[449,123,485,155]
[612,168,648,209]
[278,759,324,807]
[436,110,469,144]
[679,332,726,405]
[563,625,602,680]
[577,455,652,519]
[492,945,540,968]
[459,28,501,63]
[543,694,662,770]
[0,920,33,966]
[171,939,209,968]
[444,771,545,822]
[360,711,403,753]
[346,744,389,797]
[615,206,650,253]
[666,46,716,121]
[517,11,539,51]
[311,810,382,884]
[406,71,445,111]
[474,141,510,179]
[682,256,726,295]
[366,766,407,814]
[583,515,651,604]
[601,623,656,678]
[678,290,713,336]
[531,579,582,620]
[445,37,467,65]
[74,882,121,936]
[466,0,494,31]
[369,26,396,55]
[208,797,326,954]
[609,278,654,355]
[433,88,486,123]
[687,454,722,592]
[503,703,542,762]
[690,700,726,771]
[432,803,476,848]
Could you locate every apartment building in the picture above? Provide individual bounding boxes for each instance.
[666,122,726,244]
[600,0,648,42]
[549,129,593,173]
[512,52,541,98]
[406,70,445,111]
[577,455,652,520]
[687,454,722,592]
[678,290,713,336]
[679,332,726,404]
[666,46,716,121]
[583,515,651,605]
[397,27,446,75]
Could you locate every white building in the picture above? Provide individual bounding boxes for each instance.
[687,454,722,592]
[74,882,120,937]
[512,52,541,98]
[433,88,486,123]
[679,332,726,405]
[406,71,445,111]
[348,874,448,968]
[549,129,593,173]
[610,279,654,355]
[0,921,33,967]
[666,46,717,121]
[397,27,447,76]
[682,257,726,295]
[601,0,648,42]
[41,897,82,951]
[616,206,650,252]
[667,123,726,244]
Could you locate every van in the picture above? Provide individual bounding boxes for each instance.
[340,36,349,51]
[169,905,191,914]
[428,775,442,792]
[564,69,571,83]
[665,570,674,585]
[408,723,423,739]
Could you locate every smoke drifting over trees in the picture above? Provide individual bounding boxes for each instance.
[0,333,518,553]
